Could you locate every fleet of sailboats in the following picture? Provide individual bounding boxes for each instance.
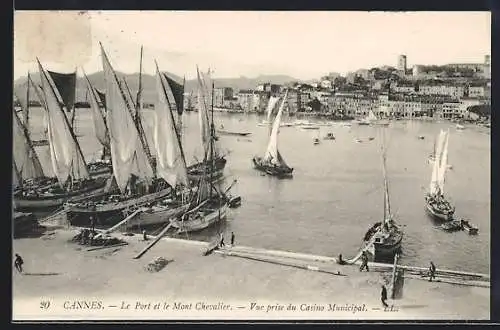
[13,60,109,211]
[13,41,482,266]
[425,129,455,222]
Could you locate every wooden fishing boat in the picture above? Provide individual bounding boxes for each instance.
[363,138,403,262]
[187,156,226,182]
[425,129,455,222]
[64,45,167,226]
[323,133,336,140]
[14,61,110,211]
[170,198,228,233]
[216,129,251,137]
[253,91,293,178]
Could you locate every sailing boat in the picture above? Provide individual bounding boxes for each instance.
[12,107,56,195]
[186,68,227,182]
[14,60,108,211]
[362,136,403,262]
[169,78,232,233]
[125,63,194,228]
[252,91,294,178]
[64,44,171,226]
[83,71,113,176]
[425,129,455,222]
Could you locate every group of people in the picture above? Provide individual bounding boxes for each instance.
[219,232,235,248]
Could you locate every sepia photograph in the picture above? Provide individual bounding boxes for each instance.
[12,10,491,321]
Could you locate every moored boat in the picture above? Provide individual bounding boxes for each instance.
[363,137,403,262]
[461,219,478,235]
[323,132,336,140]
[440,219,462,232]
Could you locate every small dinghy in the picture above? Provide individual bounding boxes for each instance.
[440,219,462,232]
[461,219,478,235]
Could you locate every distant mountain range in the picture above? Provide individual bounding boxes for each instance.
[13,71,300,104]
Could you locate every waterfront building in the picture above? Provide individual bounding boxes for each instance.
[286,88,299,113]
[468,83,489,98]
[417,81,466,98]
[237,89,256,112]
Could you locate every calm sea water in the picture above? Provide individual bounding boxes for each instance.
[26,107,490,273]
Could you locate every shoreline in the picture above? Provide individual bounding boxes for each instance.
[12,226,489,320]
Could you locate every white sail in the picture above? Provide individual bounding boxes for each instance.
[101,44,154,193]
[84,73,110,149]
[196,67,217,160]
[265,96,280,124]
[12,108,45,181]
[154,66,189,189]
[366,110,378,121]
[437,130,450,194]
[263,91,288,165]
[429,129,447,195]
[38,60,88,186]
[13,160,21,188]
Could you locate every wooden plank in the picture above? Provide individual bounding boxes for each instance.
[93,208,142,240]
[133,223,173,259]
[86,242,128,251]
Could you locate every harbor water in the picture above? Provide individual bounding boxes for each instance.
[26,107,490,274]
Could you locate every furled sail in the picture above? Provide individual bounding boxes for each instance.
[154,64,189,189]
[83,72,110,150]
[265,96,280,124]
[100,44,154,193]
[263,91,288,166]
[437,130,450,194]
[38,60,88,185]
[12,107,45,181]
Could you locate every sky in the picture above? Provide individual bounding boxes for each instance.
[14,11,491,80]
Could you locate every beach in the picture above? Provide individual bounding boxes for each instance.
[12,226,489,320]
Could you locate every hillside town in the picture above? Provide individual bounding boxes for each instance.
[185,54,491,121]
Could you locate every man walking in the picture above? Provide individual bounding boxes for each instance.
[14,254,24,274]
[429,261,436,282]
[381,285,388,307]
[219,233,225,247]
[359,251,369,272]
[230,232,235,246]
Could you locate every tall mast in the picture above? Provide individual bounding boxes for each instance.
[381,134,391,223]
[136,45,143,124]
[25,72,30,131]
[209,79,215,199]
[71,67,77,129]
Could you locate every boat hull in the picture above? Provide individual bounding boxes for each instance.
[425,196,454,222]
[364,222,403,262]
[187,157,226,182]
[65,188,172,226]
[252,157,293,178]
[170,204,228,233]
[127,204,191,228]
[13,177,108,211]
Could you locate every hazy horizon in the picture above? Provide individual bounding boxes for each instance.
[14,11,491,81]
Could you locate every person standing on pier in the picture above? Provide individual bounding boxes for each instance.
[90,215,96,233]
[219,233,225,247]
[429,261,436,282]
[359,251,369,272]
[381,285,389,307]
[14,254,24,274]
[231,232,235,246]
